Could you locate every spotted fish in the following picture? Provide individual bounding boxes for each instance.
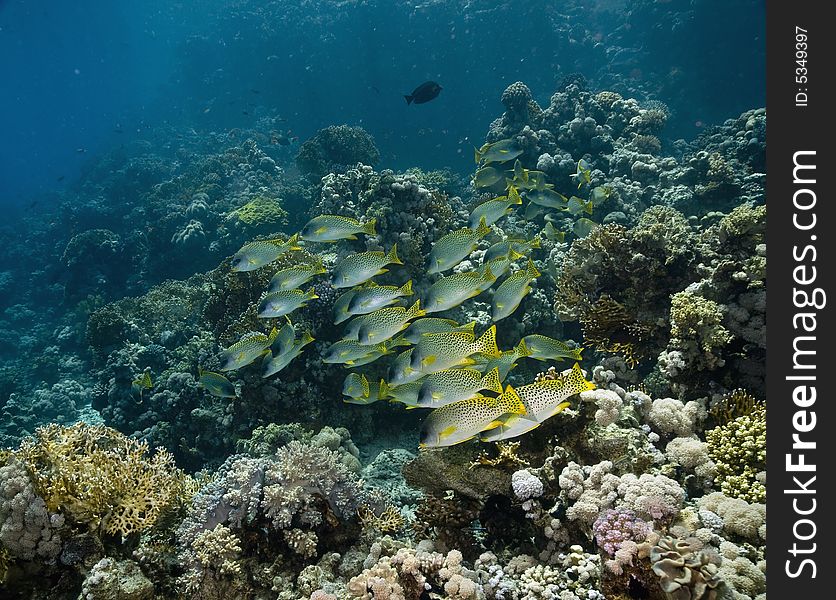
[468,187,522,228]
[492,261,540,322]
[262,331,315,378]
[427,219,491,274]
[219,329,277,371]
[520,334,584,362]
[481,364,594,441]
[410,325,500,375]
[332,245,402,288]
[300,215,377,242]
[268,262,326,293]
[417,367,503,408]
[257,288,318,318]
[423,268,495,314]
[419,387,526,448]
[231,234,301,272]
[348,280,414,315]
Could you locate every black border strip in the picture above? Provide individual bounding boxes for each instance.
[767,1,834,594]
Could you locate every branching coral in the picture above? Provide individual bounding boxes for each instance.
[14,423,194,537]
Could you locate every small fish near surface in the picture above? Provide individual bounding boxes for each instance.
[404,81,442,105]
[231,234,301,272]
[301,215,377,242]
[257,288,318,319]
[419,387,527,448]
[480,363,594,442]
[332,245,403,288]
[219,329,277,371]
[198,368,237,398]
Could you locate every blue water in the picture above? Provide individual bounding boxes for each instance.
[1,0,765,207]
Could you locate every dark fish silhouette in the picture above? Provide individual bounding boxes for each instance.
[404,81,442,105]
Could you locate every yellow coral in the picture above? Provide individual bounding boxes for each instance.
[471,442,529,469]
[233,195,288,229]
[706,404,766,503]
[16,423,193,537]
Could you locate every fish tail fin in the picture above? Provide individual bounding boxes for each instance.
[398,280,414,296]
[387,243,403,265]
[509,248,526,260]
[474,325,500,357]
[285,232,302,250]
[406,300,425,320]
[570,362,596,391]
[498,384,526,415]
[508,186,522,205]
[481,367,504,394]
[515,338,532,358]
[404,95,414,105]
[481,265,497,283]
[526,261,541,278]
[267,327,280,344]
[474,147,482,164]
[378,378,389,399]
[305,287,319,300]
[529,237,541,250]
[460,321,477,334]
[300,331,315,345]
[476,216,491,238]
[362,218,377,235]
